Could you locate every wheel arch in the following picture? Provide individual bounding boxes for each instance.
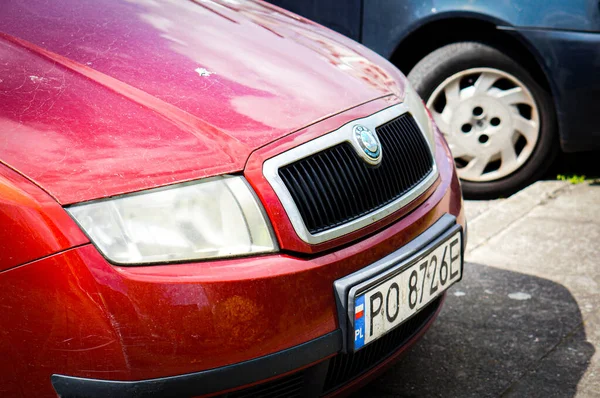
[389,13,555,99]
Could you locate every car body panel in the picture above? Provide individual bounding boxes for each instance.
[267,0,600,152]
[505,27,600,151]
[0,164,88,271]
[0,0,407,205]
[0,134,462,395]
[360,0,600,58]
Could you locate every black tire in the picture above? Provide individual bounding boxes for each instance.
[407,42,558,199]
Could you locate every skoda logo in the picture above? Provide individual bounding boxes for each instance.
[353,124,381,165]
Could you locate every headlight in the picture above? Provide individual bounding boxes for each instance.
[403,82,436,155]
[67,176,278,265]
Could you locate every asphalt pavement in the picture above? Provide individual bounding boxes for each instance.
[357,180,600,397]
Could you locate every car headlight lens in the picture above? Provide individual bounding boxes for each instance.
[67,176,278,265]
[403,82,436,155]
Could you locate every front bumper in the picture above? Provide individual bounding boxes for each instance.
[51,214,459,398]
[51,301,443,397]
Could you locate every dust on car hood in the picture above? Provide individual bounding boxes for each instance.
[0,0,406,204]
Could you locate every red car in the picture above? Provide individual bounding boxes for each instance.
[0,1,465,396]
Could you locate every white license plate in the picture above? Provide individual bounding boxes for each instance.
[352,231,462,351]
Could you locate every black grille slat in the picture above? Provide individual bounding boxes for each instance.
[344,145,375,210]
[401,121,427,175]
[252,379,304,397]
[393,121,419,183]
[331,148,358,219]
[388,121,417,184]
[401,115,432,175]
[308,157,342,222]
[403,118,427,176]
[317,153,347,221]
[302,160,336,222]
[279,114,434,234]
[335,145,366,214]
[280,169,317,230]
[224,371,305,398]
[377,131,402,196]
[296,162,326,224]
[384,131,402,198]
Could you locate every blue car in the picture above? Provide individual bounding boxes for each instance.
[267,0,600,197]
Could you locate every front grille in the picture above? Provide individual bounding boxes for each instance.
[222,371,305,398]
[278,113,434,234]
[322,297,442,394]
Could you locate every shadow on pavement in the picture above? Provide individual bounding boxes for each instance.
[545,150,600,180]
[355,263,595,397]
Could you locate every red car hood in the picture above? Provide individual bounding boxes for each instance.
[0,0,406,204]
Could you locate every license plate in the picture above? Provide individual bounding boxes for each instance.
[352,231,462,351]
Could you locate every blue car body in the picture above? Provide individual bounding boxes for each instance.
[267,0,600,152]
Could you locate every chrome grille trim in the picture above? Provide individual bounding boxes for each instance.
[263,104,438,245]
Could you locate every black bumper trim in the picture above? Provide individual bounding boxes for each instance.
[51,330,342,398]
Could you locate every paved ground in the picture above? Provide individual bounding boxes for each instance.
[357,180,600,397]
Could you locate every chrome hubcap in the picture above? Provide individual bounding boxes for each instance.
[427,68,540,182]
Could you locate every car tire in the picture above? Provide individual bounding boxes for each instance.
[408,42,558,199]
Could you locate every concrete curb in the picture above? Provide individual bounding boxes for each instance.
[466,180,572,255]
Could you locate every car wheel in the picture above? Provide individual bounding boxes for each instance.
[408,42,558,199]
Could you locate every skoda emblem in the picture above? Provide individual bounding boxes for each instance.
[352,124,382,165]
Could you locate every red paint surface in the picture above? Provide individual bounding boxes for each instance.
[0,1,465,396]
[0,132,462,396]
[0,0,406,205]
[0,164,88,271]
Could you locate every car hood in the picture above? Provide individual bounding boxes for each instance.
[0,0,406,204]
